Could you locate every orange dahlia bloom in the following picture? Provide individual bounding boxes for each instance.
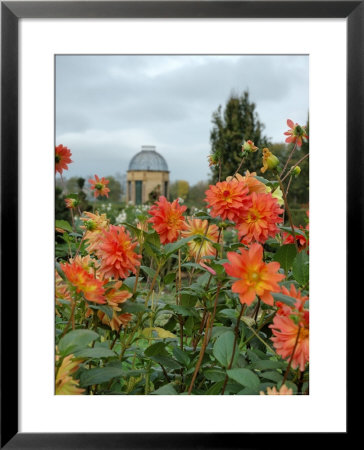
[81,211,109,253]
[182,218,219,262]
[61,260,106,304]
[224,243,285,306]
[148,196,187,244]
[270,286,309,371]
[55,354,84,395]
[98,311,133,331]
[89,174,110,198]
[236,192,283,244]
[205,181,251,223]
[284,119,308,147]
[95,225,141,279]
[260,385,293,395]
[226,171,267,195]
[55,145,73,175]
[89,280,133,331]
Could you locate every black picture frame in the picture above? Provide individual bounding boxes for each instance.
[1,1,356,447]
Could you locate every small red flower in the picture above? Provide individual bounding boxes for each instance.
[284,119,308,147]
[89,175,110,198]
[55,145,72,175]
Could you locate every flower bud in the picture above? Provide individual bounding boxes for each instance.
[207,154,219,167]
[293,166,301,177]
[261,148,279,173]
[242,140,258,153]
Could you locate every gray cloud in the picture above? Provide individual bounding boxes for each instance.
[56,55,308,184]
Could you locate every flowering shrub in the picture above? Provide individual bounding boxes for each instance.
[55,119,309,395]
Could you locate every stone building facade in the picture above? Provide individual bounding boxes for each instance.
[126,146,169,205]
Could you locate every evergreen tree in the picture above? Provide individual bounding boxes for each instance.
[209,91,270,182]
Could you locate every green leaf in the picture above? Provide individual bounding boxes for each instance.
[55,262,66,281]
[55,220,73,233]
[279,226,306,237]
[163,236,195,256]
[122,276,142,291]
[122,301,146,314]
[167,304,199,318]
[87,304,113,320]
[218,309,238,319]
[260,371,283,383]
[142,327,177,339]
[73,347,116,359]
[164,272,176,285]
[80,367,124,387]
[273,244,297,273]
[212,331,239,368]
[252,360,286,371]
[151,383,178,395]
[172,347,190,367]
[144,342,169,357]
[58,330,99,355]
[140,265,158,279]
[205,381,224,395]
[211,326,232,340]
[272,292,297,308]
[204,369,226,382]
[150,356,182,370]
[292,251,309,286]
[227,368,260,390]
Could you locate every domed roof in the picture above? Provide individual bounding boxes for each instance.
[128,146,169,172]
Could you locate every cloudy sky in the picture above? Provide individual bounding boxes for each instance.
[56,55,308,185]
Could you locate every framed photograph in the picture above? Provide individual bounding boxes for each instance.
[1,1,356,447]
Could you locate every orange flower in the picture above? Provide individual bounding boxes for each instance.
[64,197,79,209]
[55,354,84,395]
[55,272,71,312]
[148,196,187,244]
[55,145,72,175]
[182,218,219,262]
[236,192,283,244]
[69,254,98,273]
[89,174,110,198]
[61,260,106,304]
[260,385,293,395]
[226,171,267,195]
[205,181,251,223]
[80,211,109,253]
[270,286,309,371]
[223,243,285,306]
[276,284,308,316]
[94,280,133,330]
[284,119,308,147]
[282,226,309,252]
[95,225,141,279]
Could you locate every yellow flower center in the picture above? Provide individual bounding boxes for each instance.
[251,272,259,281]
[247,209,261,223]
